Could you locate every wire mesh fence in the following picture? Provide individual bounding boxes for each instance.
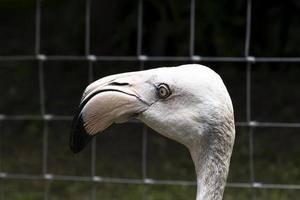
[0,0,300,199]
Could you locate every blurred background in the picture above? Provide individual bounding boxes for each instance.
[0,0,300,199]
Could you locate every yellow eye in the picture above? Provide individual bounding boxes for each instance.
[157,84,171,99]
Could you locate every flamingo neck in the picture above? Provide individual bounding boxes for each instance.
[189,123,235,200]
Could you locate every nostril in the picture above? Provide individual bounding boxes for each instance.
[109,82,130,86]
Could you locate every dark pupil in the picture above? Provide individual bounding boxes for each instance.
[160,87,167,96]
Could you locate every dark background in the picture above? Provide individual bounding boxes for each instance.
[0,0,300,199]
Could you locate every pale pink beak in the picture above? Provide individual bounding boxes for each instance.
[70,78,149,153]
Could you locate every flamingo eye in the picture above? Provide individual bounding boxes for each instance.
[157,84,171,99]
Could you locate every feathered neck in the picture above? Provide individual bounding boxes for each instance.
[189,118,235,200]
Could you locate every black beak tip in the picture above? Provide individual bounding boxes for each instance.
[69,111,94,154]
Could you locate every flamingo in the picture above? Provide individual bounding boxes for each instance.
[70,64,235,200]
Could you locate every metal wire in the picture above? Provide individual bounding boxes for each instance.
[1,113,300,156]
[1,55,300,62]
[35,0,42,55]
[1,173,300,190]
[1,114,300,128]
[244,0,256,198]
[1,0,300,199]
[190,0,196,57]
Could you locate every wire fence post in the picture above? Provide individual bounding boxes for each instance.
[35,0,51,199]
[244,0,256,199]
[136,1,150,199]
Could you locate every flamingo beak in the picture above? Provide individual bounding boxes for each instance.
[69,78,149,153]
